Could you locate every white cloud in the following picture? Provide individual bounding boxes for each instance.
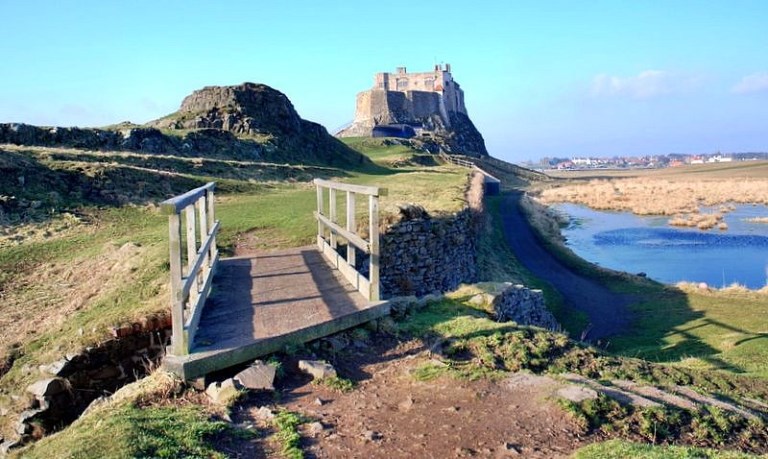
[590,70,695,99]
[731,72,768,94]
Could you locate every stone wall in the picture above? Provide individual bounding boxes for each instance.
[380,172,485,298]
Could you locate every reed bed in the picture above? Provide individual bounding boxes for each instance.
[539,177,768,229]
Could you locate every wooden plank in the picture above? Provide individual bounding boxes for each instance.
[168,213,186,356]
[184,251,219,349]
[179,220,221,301]
[160,182,215,215]
[316,184,324,239]
[329,188,337,249]
[313,178,387,197]
[314,212,369,253]
[164,300,390,380]
[346,191,356,267]
[369,194,380,301]
[318,237,371,298]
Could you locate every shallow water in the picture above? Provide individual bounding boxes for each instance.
[556,203,768,289]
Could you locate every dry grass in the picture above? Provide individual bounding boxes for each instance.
[538,177,768,228]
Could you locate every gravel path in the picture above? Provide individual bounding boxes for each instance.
[500,192,635,340]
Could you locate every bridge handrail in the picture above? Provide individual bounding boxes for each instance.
[161,182,220,356]
[314,178,386,301]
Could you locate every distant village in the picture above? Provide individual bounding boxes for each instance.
[529,152,768,171]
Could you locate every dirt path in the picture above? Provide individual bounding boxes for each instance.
[232,338,593,458]
[500,192,635,340]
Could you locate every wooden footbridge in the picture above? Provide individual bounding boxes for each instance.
[162,180,390,379]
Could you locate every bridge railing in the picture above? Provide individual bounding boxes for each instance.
[314,179,387,301]
[161,182,220,355]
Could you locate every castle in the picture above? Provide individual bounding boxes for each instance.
[337,64,487,157]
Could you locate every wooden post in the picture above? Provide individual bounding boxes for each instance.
[346,191,356,267]
[316,184,324,241]
[185,205,199,310]
[368,194,380,301]
[168,213,186,355]
[329,188,337,249]
[206,189,216,266]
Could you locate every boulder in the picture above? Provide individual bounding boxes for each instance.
[234,361,276,391]
[298,360,337,380]
[205,378,241,406]
[26,378,69,398]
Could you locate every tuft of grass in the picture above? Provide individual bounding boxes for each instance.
[272,410,307,459]
[573,439,761,459]
[314,376,355,393]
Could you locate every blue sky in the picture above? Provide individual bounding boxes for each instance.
[1,1,767,163]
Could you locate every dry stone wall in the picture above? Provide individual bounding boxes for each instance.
[380,172,485,298]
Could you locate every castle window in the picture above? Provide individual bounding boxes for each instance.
[424,78,434,89]
[396,78,408,90]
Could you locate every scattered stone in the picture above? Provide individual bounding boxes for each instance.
[26,378,69,398]
[500,442,521,455]
[398,396,415,412]
[298,360,337,380]
[313,397,325,406]
[308,421,325,436]
[362,430,382,441]
[234,360,276,391]
[255,406,275,421]
[205,378,241,406]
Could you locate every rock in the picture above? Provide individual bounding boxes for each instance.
[313,397,325,406]
[38,358,73,377]
[298,360,337,380]
[26,378,69,398]
[205,378,241,406]
[398,396,415,412]
[234,361,276,391]
[362,430,382,441]
[308,421,325,436]
[255,406,275,421]
[556,385,599,403]
[491,283,559,330]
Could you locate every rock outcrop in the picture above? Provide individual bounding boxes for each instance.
[337,65,488,157]
[0,83,369,168]
[148,82,368,167]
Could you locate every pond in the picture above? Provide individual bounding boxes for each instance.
[556,203,768,289]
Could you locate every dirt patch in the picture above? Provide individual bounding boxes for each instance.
[232,338,594,458]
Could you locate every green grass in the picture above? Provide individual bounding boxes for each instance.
[273,411,307,459]
[13,372,240,459]
[573,439,762,459]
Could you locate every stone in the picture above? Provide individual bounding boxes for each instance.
[556,385,599,403]
[234,361,276,391]
[38,358,73,377]
[26,378,69,398]
[255,406,275,421]
[298,360,337,380]
[308,421,325,436]
[398,396,415,412]
[205,378,241,406]
[362,430,382,441]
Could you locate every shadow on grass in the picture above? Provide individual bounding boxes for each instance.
[497,190,754,373]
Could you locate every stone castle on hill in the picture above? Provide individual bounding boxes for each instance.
[337,64,488,157]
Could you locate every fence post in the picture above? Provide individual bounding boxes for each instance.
[168,213,186,355]
[368,194,380,301]
[329,188,337,249]
[316,185,324,242]
[346,191,356,267]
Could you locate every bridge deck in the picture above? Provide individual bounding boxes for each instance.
[164,246,390,379]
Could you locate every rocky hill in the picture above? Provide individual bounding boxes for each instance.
[0,83,369,168]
